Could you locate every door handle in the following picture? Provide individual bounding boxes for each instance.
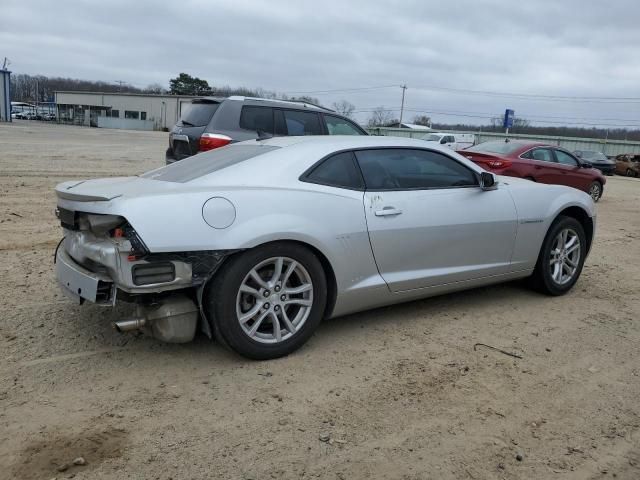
[375,206,403,216]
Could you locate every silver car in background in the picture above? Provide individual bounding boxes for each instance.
[54,136,596,359]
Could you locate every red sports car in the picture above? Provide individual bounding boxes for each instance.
[459,141,606,201]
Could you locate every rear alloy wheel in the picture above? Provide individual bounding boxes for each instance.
[236,257,313,344]
[206,243,326,360]
[529,216,586,296]
[627,168,638,178]
[588,181,602,202]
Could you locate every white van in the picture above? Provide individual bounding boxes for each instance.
[421,132,475,150]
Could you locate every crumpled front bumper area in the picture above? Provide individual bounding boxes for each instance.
[55,229,194,305]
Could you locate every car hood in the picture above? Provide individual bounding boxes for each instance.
[55,176,183,202]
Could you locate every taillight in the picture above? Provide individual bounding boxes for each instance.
[486,159,512,169]
[199,133,232,152]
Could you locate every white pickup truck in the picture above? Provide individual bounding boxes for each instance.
[421,132,475,150]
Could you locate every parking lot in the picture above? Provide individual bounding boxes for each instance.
[1,121,639,479]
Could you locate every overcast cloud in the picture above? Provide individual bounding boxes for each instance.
[1,0,639,127]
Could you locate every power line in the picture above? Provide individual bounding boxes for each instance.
[408,85,640,103]
[352,107,640,127]
[284,85,400,95]
[113,80,127,92]
[355,106,640,124]
[283,83,640,103]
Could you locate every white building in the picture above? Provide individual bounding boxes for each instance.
[54,91,199,131]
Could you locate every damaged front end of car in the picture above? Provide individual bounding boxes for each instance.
[54,206,231,343]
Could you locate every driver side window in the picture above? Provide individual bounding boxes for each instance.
[354,149,478,190]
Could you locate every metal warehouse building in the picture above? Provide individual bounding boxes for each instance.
[54,91,199,131]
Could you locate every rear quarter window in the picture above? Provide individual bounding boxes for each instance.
[239,106,274,133]
[303,151,364,190]
[283,110,323,135]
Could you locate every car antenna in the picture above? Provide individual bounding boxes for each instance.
[256,129,273,141]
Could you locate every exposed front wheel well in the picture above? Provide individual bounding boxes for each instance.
[555,206,594,254]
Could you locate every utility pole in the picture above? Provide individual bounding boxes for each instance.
[398,84,407,127]
[114,80,126,92]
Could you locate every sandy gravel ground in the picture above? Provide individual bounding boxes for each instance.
[1,121,639,480]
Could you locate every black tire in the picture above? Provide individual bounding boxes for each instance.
[588,181,602,202]
[627,169,634,177]
[206,242,327,360]
[528,216,587,296]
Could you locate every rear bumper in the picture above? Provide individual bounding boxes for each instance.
[165,148,194,164]
[56,248,115,305]
[166,135,195,164]
[56,231,196,304]
[165,147,178,165]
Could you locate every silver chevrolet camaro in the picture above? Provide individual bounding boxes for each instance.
[54,136,596,359]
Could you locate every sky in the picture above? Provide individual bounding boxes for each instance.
[2,0,639,128]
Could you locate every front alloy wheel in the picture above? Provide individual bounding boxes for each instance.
[529,215,586,296]
[588,182,601,202]
[548,229,581,285]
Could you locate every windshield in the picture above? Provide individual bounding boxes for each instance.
[422,134,442,141]
[179,101,220,127]
[579,151,608,161]
[466,141,524,155]
[142,145,280,183]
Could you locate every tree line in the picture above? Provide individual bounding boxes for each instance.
[9,72,639,140]
[364,108,640,141]
[429,122,640,142]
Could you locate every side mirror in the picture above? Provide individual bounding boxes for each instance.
[580,162,593,169]
[480,172,497,190]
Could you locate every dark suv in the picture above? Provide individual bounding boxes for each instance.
[166,96,368,163]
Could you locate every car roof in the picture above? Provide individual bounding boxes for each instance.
[197,95,333,113]
[184,135,486,187]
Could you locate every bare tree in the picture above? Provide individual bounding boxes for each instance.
[413,115,431,127]
[332,100,355,118]
[143,83,166,94]
[367,107,395,127]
